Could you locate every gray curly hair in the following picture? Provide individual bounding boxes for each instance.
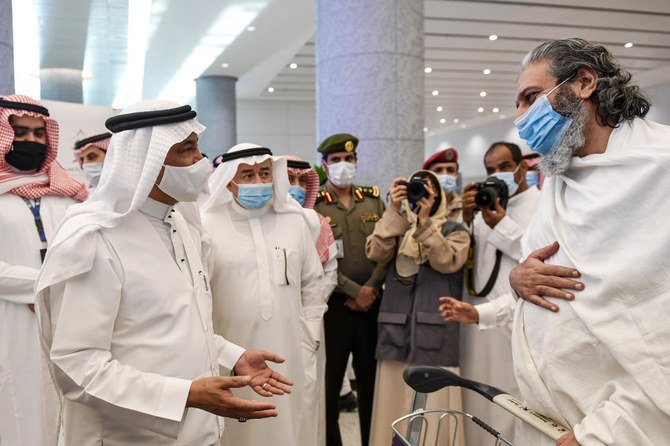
[522,38,651,128]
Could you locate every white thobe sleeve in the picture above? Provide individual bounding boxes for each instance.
[0,260,40,304]
[214,335,245,372]
[486,215,524,260]
[300,226,329,346]
[47,238,192,439]
[475,292,516,330]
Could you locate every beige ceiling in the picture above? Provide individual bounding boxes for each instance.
[264,0,670,132]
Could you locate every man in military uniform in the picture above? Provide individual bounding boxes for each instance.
[314,133,386,446]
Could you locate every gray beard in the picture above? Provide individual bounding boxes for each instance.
[539,106,588,177]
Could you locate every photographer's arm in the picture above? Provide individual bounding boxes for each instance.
[365,206,410,264]
[413,225,470,274]
[484,199,524,261]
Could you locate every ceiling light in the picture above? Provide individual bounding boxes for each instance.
[624,42,634,48]
[480,91,487,97]
[500,114,507,119]
[492,107,500,113]
[440,118,446,124]
[423,127,428,132]
[289,63,298,69]
[489,34,498,41]
[436,106,443,112]
[460,124,467,129]
[432,90,439,96]
[477,107,484,113]
[247,26,256,32]
[267,87,274,93]
[424,67,433,73]
[483,68,491,75]
[453,118,459,124]
[221,62,230,68]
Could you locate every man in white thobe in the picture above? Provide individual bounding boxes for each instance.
[0,95,88,446]
[201,144,328,446]
[35,101,292,445]
[457,141,539,445]
[509,38,670,445]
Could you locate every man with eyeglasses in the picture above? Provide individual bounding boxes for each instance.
[0,94,88,445]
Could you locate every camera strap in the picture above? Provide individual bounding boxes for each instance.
[465,232,502,297]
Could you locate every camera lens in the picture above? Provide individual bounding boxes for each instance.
[406,179,427,203]
[475,187,497,210]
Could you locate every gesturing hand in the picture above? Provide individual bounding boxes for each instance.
[556,432,580,446]
[186,376,278,420]
[234,350,294,397]
[509,241,584,312]
[438,297,479,324]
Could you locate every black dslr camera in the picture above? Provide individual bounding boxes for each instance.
[399,178,427,206]
[474,176,509,211]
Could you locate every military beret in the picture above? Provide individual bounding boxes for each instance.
[422,147,459,170]
[317,133,359,154]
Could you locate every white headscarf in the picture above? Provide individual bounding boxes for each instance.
[201,143,303,217]
[37,99,205,291]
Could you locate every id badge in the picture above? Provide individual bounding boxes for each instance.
[335,238,345,259]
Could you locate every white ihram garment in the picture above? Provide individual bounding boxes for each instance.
[203,200,327,446]
[461,186,539,445]
[513,118,670,445]
[0,194,72,446]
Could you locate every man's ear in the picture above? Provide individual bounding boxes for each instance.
[575,66,598,100]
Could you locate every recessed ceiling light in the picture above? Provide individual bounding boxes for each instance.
[423,127,428,132]
[221,62,229,68]
[289,63,298,69]
[247,26,256,32]
[624,42,634,48]
[480,91,487,97]
[453,118,459,124]
[440,118,446,124]
[436,106,443,112]
[477,107,484,113]
[432,90,439,96]
[489,34,498,41]
[460,124,467,129]
[267,87,274,93]
[483,68,491,75]
[492,107,500,113]
[424,67,433,73]
[500,114,507,119]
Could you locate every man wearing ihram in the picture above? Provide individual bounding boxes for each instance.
[35,100,292,445]
[509,38,670,445]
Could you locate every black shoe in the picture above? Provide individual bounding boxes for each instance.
[339,391,358,412]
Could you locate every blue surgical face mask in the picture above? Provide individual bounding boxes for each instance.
[492,165,520,197]
[437,174,458,195]
[288,185,306,206]
[234,182,273,210]
[526,170,540,188]
[514,78,575,156]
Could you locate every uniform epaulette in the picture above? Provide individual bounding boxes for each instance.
[359,186,380,198]
[316,189,335,204]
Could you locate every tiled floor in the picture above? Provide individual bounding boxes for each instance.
[339,410,362,446]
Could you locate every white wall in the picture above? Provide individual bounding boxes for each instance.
[237,99,318,164]
[644,83,670,125]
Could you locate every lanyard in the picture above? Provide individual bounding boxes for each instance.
[22,198,48,262]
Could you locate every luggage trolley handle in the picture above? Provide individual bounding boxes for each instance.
[403,366,571,441]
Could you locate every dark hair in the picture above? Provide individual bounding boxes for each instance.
[523,38,651,128]
[484,141,522,166]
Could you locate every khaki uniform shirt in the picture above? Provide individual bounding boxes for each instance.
[315,183,387,298]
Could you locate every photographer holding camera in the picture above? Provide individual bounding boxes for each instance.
[454,141,540,445]
[365,171,469,445]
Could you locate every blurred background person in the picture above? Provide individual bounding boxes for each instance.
[73,131,111,195]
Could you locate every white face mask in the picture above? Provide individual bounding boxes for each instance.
[156,158,211,202]
[82,162,104,187]
[327,161,356,188]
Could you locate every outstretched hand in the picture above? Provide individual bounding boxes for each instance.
[509,241,583,312]
[234,350,294,397]
[187,375,278,420]
[438,296,479,324]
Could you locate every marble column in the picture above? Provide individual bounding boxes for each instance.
[317,0,425,190]
[40,68,84,103]
[0,0,14,95]
[195,75,237,157]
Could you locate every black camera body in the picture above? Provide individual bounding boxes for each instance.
[474,176,509,211]
[399,179,427,206]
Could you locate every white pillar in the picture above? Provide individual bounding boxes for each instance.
[196,75,238,157]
